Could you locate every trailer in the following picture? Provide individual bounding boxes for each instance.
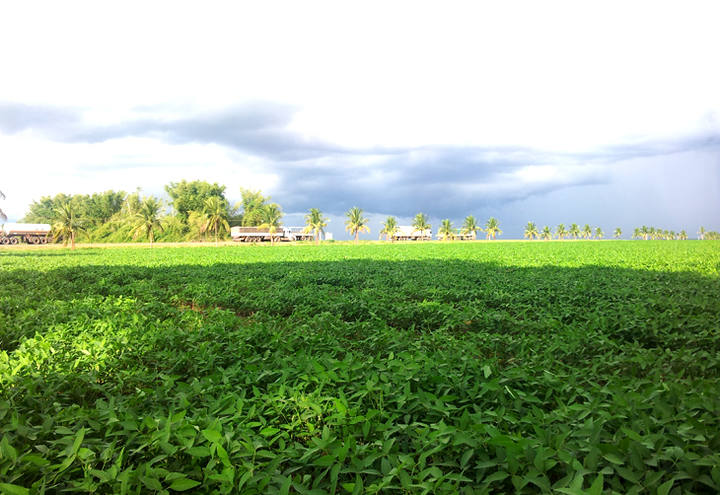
[230,226,315,243]
[0,223,51,245]
[392,226,432,241]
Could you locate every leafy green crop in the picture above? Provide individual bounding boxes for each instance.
[1,241,719,493]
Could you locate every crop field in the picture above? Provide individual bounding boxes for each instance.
[1,241,719,494]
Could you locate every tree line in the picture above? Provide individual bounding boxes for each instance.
[1,184,717,247]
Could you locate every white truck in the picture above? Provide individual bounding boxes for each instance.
[0,223,51,245]
[230,226,315,243]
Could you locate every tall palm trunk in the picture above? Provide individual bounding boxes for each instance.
[315,228,320,245]
[71,232,76,250]
[355,231,359,244]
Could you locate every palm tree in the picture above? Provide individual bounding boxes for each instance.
[640,226,649,240]
[524,221,539,240]
[556,224,567,240]
[461,215,481,240]
[345,207,370,244]
[668,230,676,240]
[303,208,329,245]
[541,226,552,240]
[679,230,688,240]
[438,219,455,241]
[698,226,706,240]
[130,197,164,246]
[52,202,85,250]
[569,223,580,240]
[582,224,592,239]
[260,203,283,245]
[595,227,604,239]
[484,217,502,239]
[380,216,399,241]
[0,189,6,221]
[614,227,622,239]
[201,196,230,245]
[412,213,431,239]
[649,227,657,240]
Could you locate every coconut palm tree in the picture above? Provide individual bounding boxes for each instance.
[260,203,283,245]
[412,213,431,239]
[698,226,706,240]
[130,197,165,246]
[303,208,329,245]
[640,226,649,240]
[52,202,85,250]
[524,221,539,240]
[200,196,230,245]
[595,227,604,239]
[614,227,622,239]
[541,226,552,240]
[556,224,567,240]
[484,217,502,239]
[679,230,688,240]
[438,219,455,241]
[380,216,399,241]
[461,215,481,240]
[649,227,657,240]
[0,189,6,221]
[582,224,592,239]
[569,223,580,240]
[345,207,370,244]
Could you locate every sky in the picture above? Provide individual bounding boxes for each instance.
[1,1,719,239]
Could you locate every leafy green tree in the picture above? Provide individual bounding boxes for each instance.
[380,216,399,241]
[165,180,226,220]
[461,215,481,240]
[82,191,126,225]
[614,227,622,239]
[556,224,567,240]
[569,223,580,239]
[260,203,283,245]
[595,227,604,239]
[304,208,329,245]
[239,189,271,226]
[345,207,370,244]
[412,213,431,238]
[130,197,164,246]
[0,189,6,221]
[541,225,552,240]
[484,217,502,239]
[524,221,539,240]
[438,219,455,241]
[202,196,230,245]
[52,202,85,250]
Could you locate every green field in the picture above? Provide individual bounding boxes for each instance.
[1,241,719,494]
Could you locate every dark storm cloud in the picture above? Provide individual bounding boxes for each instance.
[2,101,718,218]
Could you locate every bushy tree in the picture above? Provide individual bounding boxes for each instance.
[239,189,271,227]
[165,180,226,220]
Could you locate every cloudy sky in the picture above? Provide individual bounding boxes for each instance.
[1,1,719,238]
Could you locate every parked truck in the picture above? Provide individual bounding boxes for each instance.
[230,226,315,243]
[0,223,51,245]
